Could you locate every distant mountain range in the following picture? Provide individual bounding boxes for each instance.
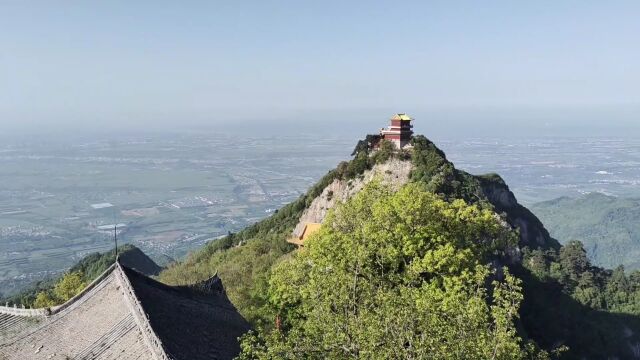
[531,193,640,270]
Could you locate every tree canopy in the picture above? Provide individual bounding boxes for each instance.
[239,181,546,359]
[33,271,86,308]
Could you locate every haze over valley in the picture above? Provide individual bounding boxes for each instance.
[2,126,640,296]
[3,2,640,358]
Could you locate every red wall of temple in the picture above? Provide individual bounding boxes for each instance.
[382,118,413,146]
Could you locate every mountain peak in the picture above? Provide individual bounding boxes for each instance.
[291,131,559,252]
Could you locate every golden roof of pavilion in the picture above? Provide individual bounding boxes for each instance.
[390,113,413,121]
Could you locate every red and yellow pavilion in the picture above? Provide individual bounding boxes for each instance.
[380,113,414,149]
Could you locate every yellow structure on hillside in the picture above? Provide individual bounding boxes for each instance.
[287,223,321,247]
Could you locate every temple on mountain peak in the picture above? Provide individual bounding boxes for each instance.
[379,113,414,149]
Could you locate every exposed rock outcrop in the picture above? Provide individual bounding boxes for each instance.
[293,159,413,237]
[478,174,559,250]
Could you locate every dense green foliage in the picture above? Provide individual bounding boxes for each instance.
[519,241,640,358]
[526,193,640,358]
[523,240,640,315]
[239,182,548,359]
[33,271,87,308]
[531,193,640,269]
[410,135,491,207]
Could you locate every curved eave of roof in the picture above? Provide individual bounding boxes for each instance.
[121,265,250,359]
[0,263,118,321]
[390,113,413,121]
[179,272,225,296]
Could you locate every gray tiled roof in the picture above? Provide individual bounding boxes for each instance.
[0,261,249,360]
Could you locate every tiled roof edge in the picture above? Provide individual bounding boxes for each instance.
[0,263,118,317]
[114,261,172,360]
[50,263,118,315]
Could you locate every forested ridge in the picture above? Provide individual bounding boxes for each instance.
[158,135,640,359]
[532,193,640,270]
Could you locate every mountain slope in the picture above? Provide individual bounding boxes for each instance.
[160,134,640,359]
[239,181,537,359]
[159,135,558,323]
[531,193,640,270]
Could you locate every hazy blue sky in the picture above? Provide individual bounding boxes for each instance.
[1,1,639,133]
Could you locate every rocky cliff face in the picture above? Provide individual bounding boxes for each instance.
[293,158,413,237]
[477,174,559,250]
[293,139,559,254]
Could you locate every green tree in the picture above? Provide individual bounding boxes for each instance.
[371,139,395,164]
[573,271,604,309]
[606,265,631,309]
[559,241,590,279]
[239,181,543,359]
[53,271,86,302]
[523,248,549,281]
[33,291,56,308]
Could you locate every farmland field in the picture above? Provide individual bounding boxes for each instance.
[0,132,353,296]
[3,129,640,296]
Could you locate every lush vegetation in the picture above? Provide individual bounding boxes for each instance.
[238,182,549,359]
[523,240,640,315]
[526,193,640,358]
[531,193,640,269]
[32,271,87,308]
[159,134,640,358]
[410,135,485,204]
[519,241,640,358]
